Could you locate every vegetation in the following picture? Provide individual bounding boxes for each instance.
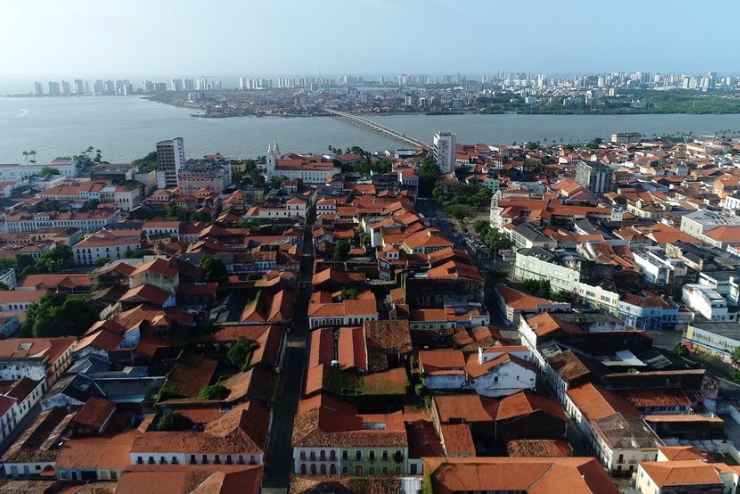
[17,245,74,279]
[156,382,185,402]
[155,411,193,431]
[198,383,230,400]
[473,220,513,253]
[227,339,256,371]
[333,240,351,262]
[132,151,158,173]
[433,183,493,221]
[341,287,360,300]
[39,166,60,178]
[200,256,228,284]
[419,158,441,196]
[22,293,98,338]
[476,89,740,115]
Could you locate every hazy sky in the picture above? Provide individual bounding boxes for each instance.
[1,0,738,79]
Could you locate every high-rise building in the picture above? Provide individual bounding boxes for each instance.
[48,81,61,96]
[433,132,457,173]
[239,77,247,90]
[61,81,72,96]
[170,78,184,91]
[183,78,195,91]
[33,82,43,96]
[157,137,186,189]
[105,80,115,94]
[74,79,85,95]
[575,161,614,194]
[94,80,105,95]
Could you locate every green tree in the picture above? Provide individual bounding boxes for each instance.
[156,411,193,431]
[419,158,441,197]
[200,256,228,284]
[132,151,158,173]
[732,346,740,367]
[198,384,230,400]
[39,167,60,178]
[23,294,98,338]
[445,204,468,222]
[227,339,255,369]
[333,240,351,262]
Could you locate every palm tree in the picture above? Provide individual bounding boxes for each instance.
[22,151,28,163]
[29,150,36,164]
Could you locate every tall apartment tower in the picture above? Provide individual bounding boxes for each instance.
[33,82,43,96]
[575,161,614,194]
[157,137,186,188]
[433,132,457,173]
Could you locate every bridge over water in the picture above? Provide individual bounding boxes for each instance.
[326,109,431,150]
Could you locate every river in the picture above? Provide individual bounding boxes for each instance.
[2,96,740,163]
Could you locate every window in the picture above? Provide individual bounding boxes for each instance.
[356,451,362,460]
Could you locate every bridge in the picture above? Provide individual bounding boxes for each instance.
[326,109,431,150]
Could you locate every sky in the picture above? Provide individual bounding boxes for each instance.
[1,0,739,82]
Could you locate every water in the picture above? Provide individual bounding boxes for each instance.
[3,96,740,163]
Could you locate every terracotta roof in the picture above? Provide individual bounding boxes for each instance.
[440,423,476,456]
[71,397,116,431]
[0,289,47,305]
[497,285,559,311]
[465,352,535,379]
[418,349,466,376]
[117,465,262,494]
[363,319,412,355]
[506,439,573,458]
[424,456,618,494]
[567,383,638,421]
[0,337,75,363]
[434,394,494,424]
[56,430,139,470]
[292,394,407,449]
[130,257,178,278]
[21,274,92,290]
[120,283,171,307]
[658,445,706,461]
[337,326,367,372]
[640,460,723,488]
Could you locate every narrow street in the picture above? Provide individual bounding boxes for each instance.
[263,213,315,491]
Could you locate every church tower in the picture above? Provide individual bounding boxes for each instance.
[266,141,280,178]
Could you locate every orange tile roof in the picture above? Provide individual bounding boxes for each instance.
[418,349,466,375]
[440,423,476,456]
[566,383,638,421]
[640,461,723,488]
[424,456,618,494]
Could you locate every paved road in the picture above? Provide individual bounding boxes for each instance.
[263,213,315,490]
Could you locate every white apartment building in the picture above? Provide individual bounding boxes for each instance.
[433,132,456,173]
[682,283,732,321]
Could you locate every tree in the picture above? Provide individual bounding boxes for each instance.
[732,346,740,366]
[156,411,193,431]
[445,204,468,222]
[82,199,100,211]
[23,294,98,338]
[473,220,489,237]
[201,256,228,284]
[39,167,60,179]
[227,339,255,369]
[132,151,158,173]
[333,240,351,262]
[192,211,211,222]
[198,383,230,400]
[419,158,441,196]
